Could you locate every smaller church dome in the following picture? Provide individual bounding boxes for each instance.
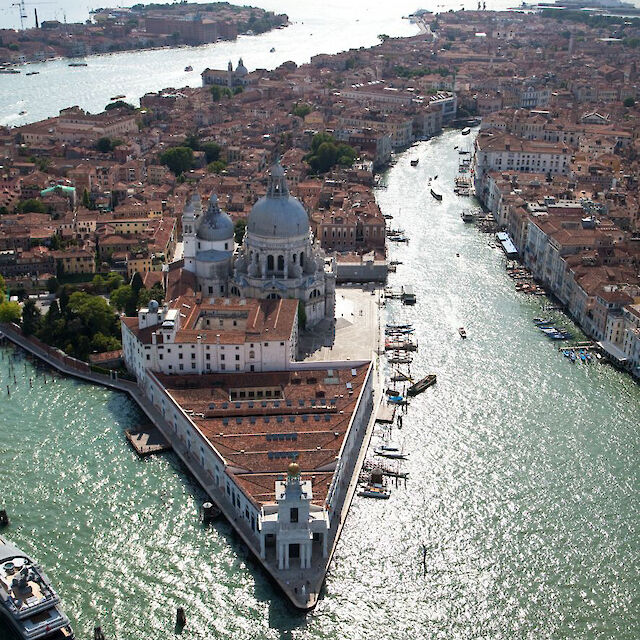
[197,193,234,242]
[236,57,248,76]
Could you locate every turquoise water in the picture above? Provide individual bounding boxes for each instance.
[1,131,639,638]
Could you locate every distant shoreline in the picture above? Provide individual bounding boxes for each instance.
[3,23,290,70]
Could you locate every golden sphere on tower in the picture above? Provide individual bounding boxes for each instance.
[287,462,300,476]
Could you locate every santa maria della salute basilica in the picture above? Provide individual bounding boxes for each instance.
[182,161,336,327]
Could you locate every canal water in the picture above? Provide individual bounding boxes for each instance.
[1,131,639,639]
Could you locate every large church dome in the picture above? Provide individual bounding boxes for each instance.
[247,162,309,238]
[197,193,234,242]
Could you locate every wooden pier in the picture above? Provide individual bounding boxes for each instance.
[125,427,171,456]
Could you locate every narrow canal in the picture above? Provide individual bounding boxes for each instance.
[0,131,638,639]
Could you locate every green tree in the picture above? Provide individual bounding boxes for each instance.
[90,332,121,353]
[0,274,5,299]
[137,283,164,307]
[17,199,47,213]
[131,271,144,298]
[207,160,227,174]
[210,85,223,101]
[292,102,312,118]
[233,86,243,95]
[82,188,91,208]
[202,142,222,163]
[305,133,357,173]
[110,284,134,311]
[0,301,21,324]
[105,273,124,292]
[184,133,201,151]
[234,219,246,244]
[21,299,41,336]
[623,96,635,108]
[104,100,135,111]
[46,277,59,293]
[67,291,118,336]
[160,146,194,175]
[96,137,113,153]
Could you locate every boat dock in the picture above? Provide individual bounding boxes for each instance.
[125,427,171,456]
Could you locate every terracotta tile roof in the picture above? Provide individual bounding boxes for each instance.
[157,363,370,506]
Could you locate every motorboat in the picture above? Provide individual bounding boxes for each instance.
[110,94,125,100]
[0,536,74,639]
[461,210,475,222]
[270,47,276,52]
[410,158,419,166]
[462,127,471,135]
[184,65,193,72]
[25,72,39,76]
[430,188,442,201]
[358,484,390,499]
[458,327,467,339]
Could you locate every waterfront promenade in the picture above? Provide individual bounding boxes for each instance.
[0,320,381,610]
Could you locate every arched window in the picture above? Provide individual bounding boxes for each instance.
[293,254,297,264]
[267,293,281,300]
[277,255,284,271]
[267,255,274,271]
[230,286,240,296]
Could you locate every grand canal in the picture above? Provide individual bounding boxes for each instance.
[1,130,638,639]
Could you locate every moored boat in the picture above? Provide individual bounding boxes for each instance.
[358,483,390,499]
[407,374,437,396]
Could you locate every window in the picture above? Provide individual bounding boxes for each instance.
[179,353,183,360]
[179,364,184,371]
[221,354,225,361]
[235,354,240,361]
[290,507,298,523]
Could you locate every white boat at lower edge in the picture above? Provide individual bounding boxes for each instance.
[0,536,74,640]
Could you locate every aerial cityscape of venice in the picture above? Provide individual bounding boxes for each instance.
[0,0,638,638]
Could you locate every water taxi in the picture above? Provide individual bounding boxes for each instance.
[0,536,74,640]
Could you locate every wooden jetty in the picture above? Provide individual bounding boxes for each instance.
[125,427,171,456]
[375,404,396,424]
